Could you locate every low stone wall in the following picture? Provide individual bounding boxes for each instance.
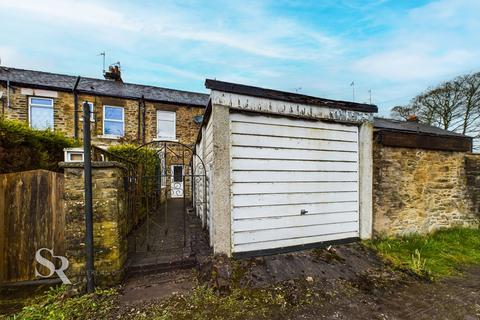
[373,144,480,236]
[60,161,127,288]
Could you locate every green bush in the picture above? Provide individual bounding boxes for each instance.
[0,119,77,173]
[107,144,160,176]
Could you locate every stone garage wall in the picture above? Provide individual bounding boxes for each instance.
[373,144,480,236]
[61,161,127,288]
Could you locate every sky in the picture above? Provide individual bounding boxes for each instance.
[0,0,479,115]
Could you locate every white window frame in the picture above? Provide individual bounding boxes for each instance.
[103,105,125,138]
[156,110,176,141]
[64,148,84,162]
[29,97,54,129]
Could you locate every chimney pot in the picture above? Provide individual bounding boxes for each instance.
[407,115,418,122]
[104,64,122,82]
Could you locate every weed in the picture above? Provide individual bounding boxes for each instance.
[3,286,117,320]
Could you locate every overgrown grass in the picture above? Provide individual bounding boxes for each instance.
[4,282,316,320]
[367,227,480,279]
[2,286,117,320]
[132,284,315,320]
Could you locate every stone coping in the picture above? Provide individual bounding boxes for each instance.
[59,161,128,169]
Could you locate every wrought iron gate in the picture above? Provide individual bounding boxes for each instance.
[128,140,207,255]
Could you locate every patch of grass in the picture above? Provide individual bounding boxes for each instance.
[367,227,480,279]
[3,286,117,320]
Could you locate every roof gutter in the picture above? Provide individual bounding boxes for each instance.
[73,76,81,140]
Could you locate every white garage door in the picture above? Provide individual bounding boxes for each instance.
[230,112,359,253]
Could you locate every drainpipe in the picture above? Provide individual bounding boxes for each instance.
[73,76,81,140]
[7,80,10,108]
[140,95,146,144]
[137,97,142,143]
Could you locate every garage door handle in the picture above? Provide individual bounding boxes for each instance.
[300,209,308,215]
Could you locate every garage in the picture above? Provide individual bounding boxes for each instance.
[194,79,377,257]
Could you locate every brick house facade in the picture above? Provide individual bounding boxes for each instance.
[0,67,208,147]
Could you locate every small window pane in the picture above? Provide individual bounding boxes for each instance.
[105,107,123,120]
[157,111,175,121]
[157,120,175,138]
[70,153,84,161]
[30,98,53,106]
[87,102,95,122]
[173,166,183,182]
[157,110,175,139]
[104,121,124,136]
[31,106,54,129]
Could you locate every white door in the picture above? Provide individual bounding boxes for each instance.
[230,112,360,253]
[171,165,184,198]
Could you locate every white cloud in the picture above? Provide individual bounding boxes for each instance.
[0,0,138,31]
[1,0,479,117]
[0,46,54,70]
[354,47,476,81]
[0,0,339,60]
[353,0,480,81]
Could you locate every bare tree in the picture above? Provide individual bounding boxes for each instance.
[391,105,417,121]
[391,72,480,138]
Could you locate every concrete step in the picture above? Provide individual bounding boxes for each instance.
[126,255,197,277]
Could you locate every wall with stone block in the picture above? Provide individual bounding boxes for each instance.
[61,161,127,288]
[465,154,480,217]
[373,143,480,236]
[0,84,204,147]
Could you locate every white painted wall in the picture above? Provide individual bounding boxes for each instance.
[204,116,214,242]
[193,115,215,244]
[230,112,360,253]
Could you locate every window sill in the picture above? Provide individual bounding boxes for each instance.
[98,135,123,140]
[153,138,178,142]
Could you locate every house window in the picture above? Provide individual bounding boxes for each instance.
[29,97,54,129]
[103,106,124,137]
[84,102,95,122]
[157,110,176,140]
[64,148,84,162]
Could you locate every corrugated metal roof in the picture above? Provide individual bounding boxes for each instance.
[0,67,209,107]
[374,117,468,138]
[205,79,378,113]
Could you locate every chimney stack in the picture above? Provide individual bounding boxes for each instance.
[104,63,122,82]
[407,115,419,122]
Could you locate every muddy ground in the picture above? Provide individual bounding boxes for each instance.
[119,243,480,319]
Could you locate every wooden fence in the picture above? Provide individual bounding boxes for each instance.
[0,170,65,284]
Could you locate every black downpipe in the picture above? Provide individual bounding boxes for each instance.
[73,76,81,140]
[137,99,141,143]
[137,95,146,144]
[82,101,95,293]
[142,96,146,144]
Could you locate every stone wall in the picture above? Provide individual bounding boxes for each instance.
[373,143,480,236]
[0,84,204,147]
[61,161,127,288]
[465,154,480,217]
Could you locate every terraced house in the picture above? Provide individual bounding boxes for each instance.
[0,66,208,147]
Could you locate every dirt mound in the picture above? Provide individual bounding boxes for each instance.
[232,243,384,288]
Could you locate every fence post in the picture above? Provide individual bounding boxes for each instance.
[83,101,95,293]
